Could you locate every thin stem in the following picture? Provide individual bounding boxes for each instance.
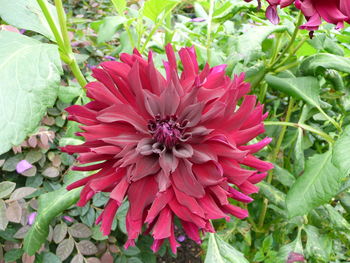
[54,0,72,53]
[258,98,294,230]
[68,58,88,88]
[37,0,65,49]
[263,121,335,144]
[316,106,342,132]
[206,0,215,63]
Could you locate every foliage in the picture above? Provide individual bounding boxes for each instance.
[0,0,350,262]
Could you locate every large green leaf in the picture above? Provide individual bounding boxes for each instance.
[143,0,179,23]
[286,150,343,218]
[332,125,350,176]
[0,0,58,41]
[23,187,81,255]
[299,53,350,75]
[265,75,321,108]
[0,31,62,155]
[205,233,249,263]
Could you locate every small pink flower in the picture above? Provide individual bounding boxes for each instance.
[62,216,74,223]
[28,212,37,225]
[16,160,33,174]
[287,252,305,263]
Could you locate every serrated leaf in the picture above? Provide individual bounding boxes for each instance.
[53,223,68,244]
[0,0,58,40]
[286,150,343,218]
[205,233,249,263]
[56,238,74,261]
[0,181,16,199]
[332,125,350,175]
[0,199,8,230]
[143,0,179,23]
[265,75,321,108]
[300,53,350,75]
[0,31,62,155]
[68,223,92,238]
[23,187,81,255]
[77,240,98,255]
[10,187,37,200]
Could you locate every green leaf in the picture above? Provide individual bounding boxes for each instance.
[0,0,58,41]
[23,187,81,255]
[0,31,62,155]
[300,53,350,75]
[0,199,8,231]
[97,16,126,43]
[143,0,179,23]
[258,181,286,209]
[332,125,350,175]
[0,181,16,199]
[4,248,23,262]
[205,233,249,263]
[111,0,126,15]
[286,150,343,218]
[265,75,321,108]
[304,225,332,261]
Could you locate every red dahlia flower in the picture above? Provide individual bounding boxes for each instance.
[62,45,273,253]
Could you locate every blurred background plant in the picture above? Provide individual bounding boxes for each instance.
[0,0,350,262]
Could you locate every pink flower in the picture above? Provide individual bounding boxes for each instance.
[296,0,349,30]
[287,252,305,263]
[16,160,33,174]
[62,45,272,253]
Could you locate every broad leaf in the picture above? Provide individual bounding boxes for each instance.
[0,31,62,155]
[23,187,81,255]
[300,53,350,75]
[143,0,179,23]
[286,150,343,218]
[265,75,321,108]
[0,0,59,41]
[205,233,249,263]
[332,125,350,175]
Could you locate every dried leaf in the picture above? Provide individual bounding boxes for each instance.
[10,187,36,200]
[22,252,35,263]
[86,257,101,263]
[68,223,92,238]
[14,225,30,239]
[53,223,68,244]
[42,166,60,178]
[28,136,38,148]
[0,181,16,199]
[6,200,22,223]
[52,155,61,167]
[21,166,37,177]
[0,199,8,230]
[101,252,114,263]
[56,238,74,261]
[77,240,98,256]
[71,254,84,263]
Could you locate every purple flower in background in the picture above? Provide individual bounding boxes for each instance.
[191,17,206,22]
[28,212,37,225]
[87,64,97,70]
[177,235,186,242]
[287,252,305,263]
[16,160,33,174]
[104,55,117,61]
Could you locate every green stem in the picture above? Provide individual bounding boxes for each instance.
[206,0,215,63]
[37,0,65,49]
[316,106,342,132]
[263,121,335,144]
[68,58,88,88]
[54,0,72,53]
[257,98,294,230]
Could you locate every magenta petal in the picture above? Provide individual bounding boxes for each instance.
[266,5,280,25]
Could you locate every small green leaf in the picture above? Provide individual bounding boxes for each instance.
[143,0,179,23]
[205,233,249,263]
[286,150,343,218]
[304,225,332,261]
[97,16,126,43]
[258,181,286,208]
[4,248,23,262]
[300,53,350,75]
[265,75,321,108]
[0,181,16,199]
[23,187,81,255]
[332,125,350,175]
[111,0,126,15]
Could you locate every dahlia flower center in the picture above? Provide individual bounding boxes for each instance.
[148,116,182,148]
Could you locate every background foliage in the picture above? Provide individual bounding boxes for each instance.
[0,0,350,262]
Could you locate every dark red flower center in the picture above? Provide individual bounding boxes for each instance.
[148,115,182,148]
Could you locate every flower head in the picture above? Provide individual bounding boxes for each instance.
[62,45,272,253]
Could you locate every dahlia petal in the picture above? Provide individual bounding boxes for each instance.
[169,199,206,228]
[126,213,143,240]
[228,187,253,203]
[248,172,268,184]
[77,186,95,206]
[146,189,174,224]
[192,161,224,186]
[136,138,155,155]
[172,143,194,158]
[181,220,201,244]
[232,123,265,145]
[173,186,205,217]
[238,181,260,195]
[222,204,248,219]
[266,5,280,25]
[242,154,274,172]
[238,137,272,153]
[160,83,180,116]
[100,199,120,235]
[169,221,180,254]
[152,207,172,239]
[209,185,229,205]
[86,81,121,105]
[179,102,204,127]
[221,159,255,185]
[151,239,165,253]
[165,43,177,72]
[172,161,205,198]
[91,145,121,155]
[198,194,230,221]
[159,151,179,174]
[227,95,257,131]
[131,156,160,181]
[110,176,129,204]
